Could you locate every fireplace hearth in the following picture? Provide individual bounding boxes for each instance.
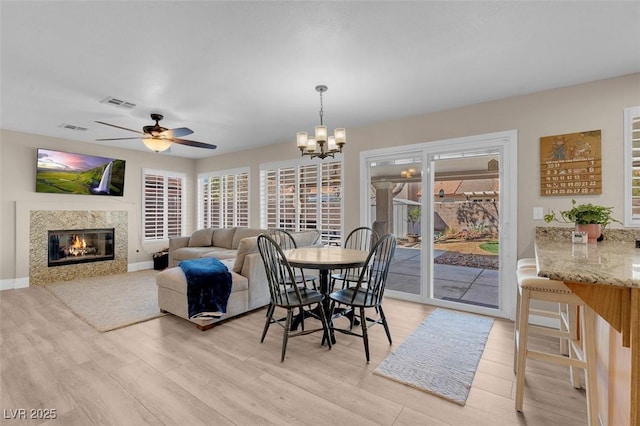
[48,228,115,267]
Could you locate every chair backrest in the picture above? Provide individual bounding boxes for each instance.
[343,226,378,252]
[266,228,298,250]
[351,233,397,306]
[257,234,304,306]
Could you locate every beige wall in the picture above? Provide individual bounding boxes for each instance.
[2,73,639,283]
[0,129,196,281]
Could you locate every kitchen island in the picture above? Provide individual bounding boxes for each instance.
[535,230,639,426]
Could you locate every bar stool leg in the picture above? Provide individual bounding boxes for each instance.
[513,284,521,374]
[582,305,599,425]
[515,287,531,412]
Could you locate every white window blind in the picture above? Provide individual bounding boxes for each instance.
[143,170,186,241]
[260,160,342,244]
[198,169,249,229]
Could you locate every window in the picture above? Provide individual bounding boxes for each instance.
[624,105,640,226]
[260,159,342,244]
[143,169,186,241]
[198,168,249,229]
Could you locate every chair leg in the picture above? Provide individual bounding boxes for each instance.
[359,307,371,363]
[378,305,392,344]
[515,288,531,412]
[281,309,293,362]
[261,304,275,343]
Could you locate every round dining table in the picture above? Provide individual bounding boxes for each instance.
[284,246,368,340]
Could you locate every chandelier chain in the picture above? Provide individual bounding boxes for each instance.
[318,90,324,126]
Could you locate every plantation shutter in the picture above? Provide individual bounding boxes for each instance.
[260,160,342,244]
[143,170,185,241]
[198,169,249,229]
[625,106,640,226]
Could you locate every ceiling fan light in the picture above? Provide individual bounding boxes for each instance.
[143,138,172,153]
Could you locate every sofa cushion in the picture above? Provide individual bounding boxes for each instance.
[291,230,320,247]
[232,236,259,273]
[188,228,214,247]
[200,248,237,260]
[212,228,236,249]
[172,247,237,263]
[231,228,265,249]
[156,266,248,294]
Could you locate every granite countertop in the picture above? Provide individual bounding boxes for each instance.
[535,238,640,288]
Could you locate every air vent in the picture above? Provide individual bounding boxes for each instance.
[100,96,136,109]
[58,123,88,131]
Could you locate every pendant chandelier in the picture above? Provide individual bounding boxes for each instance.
[296,85,346,159]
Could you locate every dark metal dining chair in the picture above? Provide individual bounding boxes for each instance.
[257,234,331,362]
[266,228,318,289]
[328,233,396,363]
[330,226,378,291]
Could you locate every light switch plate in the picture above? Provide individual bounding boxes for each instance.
[533,207,544,220]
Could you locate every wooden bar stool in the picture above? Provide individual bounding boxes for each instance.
[515,259,578,359]
[514,268,598,425]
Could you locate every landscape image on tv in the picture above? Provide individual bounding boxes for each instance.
[36,148,126,196]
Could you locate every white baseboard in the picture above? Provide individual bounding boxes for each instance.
[128,261,153,272]
[0,277,29,291]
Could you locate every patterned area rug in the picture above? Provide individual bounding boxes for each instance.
[46,269,165,332]
[374,308,494,405]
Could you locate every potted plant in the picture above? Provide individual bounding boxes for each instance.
[543,199,620,242]
[406,206,421,242]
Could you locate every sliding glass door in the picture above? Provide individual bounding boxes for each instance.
[360,131,517,319]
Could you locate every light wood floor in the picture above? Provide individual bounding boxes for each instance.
[0,285,588,425]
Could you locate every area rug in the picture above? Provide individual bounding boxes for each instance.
[374,308,494,405]
[46,269,165,332]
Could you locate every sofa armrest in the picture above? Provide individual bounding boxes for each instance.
[241,252,270,309]
[168,236,190,266]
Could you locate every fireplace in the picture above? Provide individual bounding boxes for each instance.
[48,228,115,267]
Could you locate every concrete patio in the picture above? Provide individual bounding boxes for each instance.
[386,247,499,309]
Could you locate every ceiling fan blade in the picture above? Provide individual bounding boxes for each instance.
[170,138,217,150]
[95,121,144,134]
[96,137,141,141]
[162,127,193,138]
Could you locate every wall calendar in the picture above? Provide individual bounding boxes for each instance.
[539,130,602,197]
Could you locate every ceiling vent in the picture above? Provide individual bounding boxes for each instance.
[58,123,88,131]
[100,96,136,109]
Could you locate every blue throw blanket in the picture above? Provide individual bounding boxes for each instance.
[179,258,233,320]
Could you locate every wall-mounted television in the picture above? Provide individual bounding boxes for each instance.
[36,148,126,196]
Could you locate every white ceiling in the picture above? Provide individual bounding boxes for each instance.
[1,1,639,159]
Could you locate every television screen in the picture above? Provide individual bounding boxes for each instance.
[36,148,126,196]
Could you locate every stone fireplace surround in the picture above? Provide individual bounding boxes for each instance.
[15,201,132,286]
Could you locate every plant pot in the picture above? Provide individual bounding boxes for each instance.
[407,235,421,243]
[575,224,601,243]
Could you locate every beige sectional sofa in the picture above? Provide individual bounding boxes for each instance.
[156,227,320,330]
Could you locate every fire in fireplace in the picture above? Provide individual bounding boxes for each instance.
[48,228,115,267]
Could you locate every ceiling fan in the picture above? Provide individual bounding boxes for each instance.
[95,113,217,152]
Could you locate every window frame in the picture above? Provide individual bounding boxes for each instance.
[624,105,640,227]
[142,168,187,242]
[259,158,343,244]
[197,167,250,229]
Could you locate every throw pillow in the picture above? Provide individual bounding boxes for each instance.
[188,228,214,247]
